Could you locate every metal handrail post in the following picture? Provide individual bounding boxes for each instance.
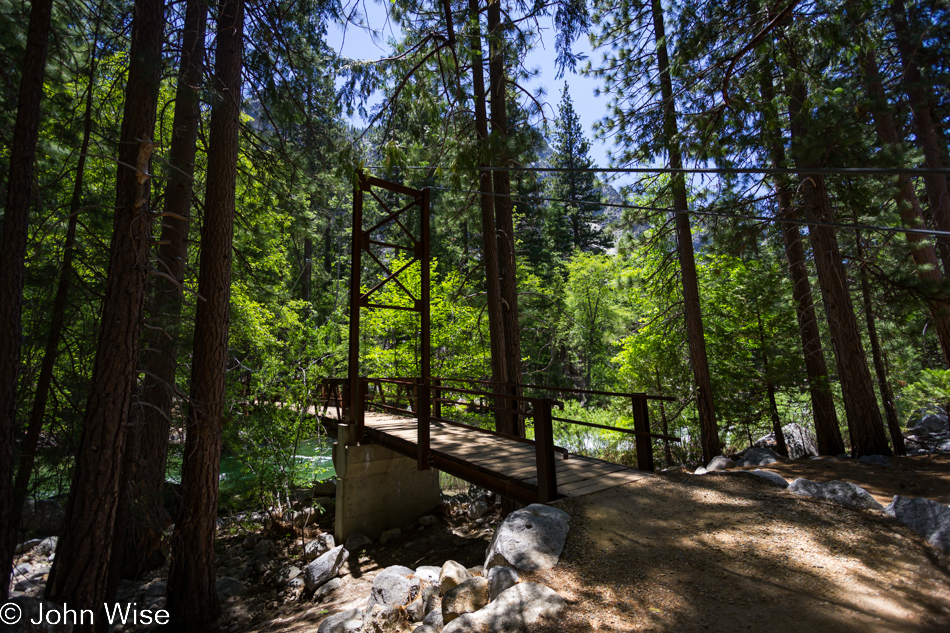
[533,398,557,502]
[417,377,430,470]
[357,377,367,441]
[632,396,654,472]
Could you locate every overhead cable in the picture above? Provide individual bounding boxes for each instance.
[430,186,950,238]
[370,164,950,177]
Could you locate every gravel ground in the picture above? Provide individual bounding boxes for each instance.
[531,464,950,633]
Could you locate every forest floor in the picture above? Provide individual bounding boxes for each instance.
[217,454,950,633]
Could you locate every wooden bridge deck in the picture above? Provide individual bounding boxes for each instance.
[355,412,652,500]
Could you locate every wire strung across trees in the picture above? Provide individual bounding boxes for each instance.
[363,164,950,237]
[428,186,950,238]
[372,164,950,177]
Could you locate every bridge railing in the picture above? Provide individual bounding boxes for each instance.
[317,376,677,501]
[357,377,559,502]
[429,378,679,473]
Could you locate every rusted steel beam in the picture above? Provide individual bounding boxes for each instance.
[357,377,367,441]
[361,255,419,303]
[347,177,364,426]
[362,174,422,198]
[419,187,431,471]
[364,193,417,233]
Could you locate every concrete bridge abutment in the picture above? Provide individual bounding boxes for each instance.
[333,423,441,542]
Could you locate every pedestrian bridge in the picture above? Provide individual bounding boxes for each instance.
[327,174,677,540]
[318,376,677,540]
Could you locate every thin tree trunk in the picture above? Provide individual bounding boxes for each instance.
[119,0,208,580]
[470,0,509,431]
[45,0,165,626]
[778,219,847,455]
[0,0,54,600]
[785,74,891,457]
[855,230,906,455]
[9,6,104,548]
[303,236,313,302]
[166,0,244,626]
[656,369,673,465]
[487,0,524,437]
[890,0,950,273]
[759,64,845,455]
[858,48,950,366]
[756,312,788,457]
[650,0,719,462]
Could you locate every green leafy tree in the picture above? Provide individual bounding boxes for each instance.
[561,252,621,391]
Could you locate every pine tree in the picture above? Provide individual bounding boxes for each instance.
[0,0,54,603]
[45,0,166,622]
[546,83,609,258]
[167,0,244,625]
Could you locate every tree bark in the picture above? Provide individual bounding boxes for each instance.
[119,0,208,580]
[755,312,788,457]
[0,0,54,600]
[45,0,165,626]
[855,230,906,455]
[650,0,720,462]
[166,0,244,626]
[778,219,847,455]
[858,48,950,367]
[785,75,892,457]
[9,4,104,551]
[889,0,950,273]
[759,65,845,455]
[469,0,509,432]
[487,0,524,437]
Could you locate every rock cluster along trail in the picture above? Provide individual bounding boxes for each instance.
[266,454,950,633]
[9,455,950,632]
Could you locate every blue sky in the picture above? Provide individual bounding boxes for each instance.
[325,0,613,167]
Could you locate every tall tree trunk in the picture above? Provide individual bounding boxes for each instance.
[855,230,906,455]
[0,0,54,600]
[759,65,845,455]
[778,219,847,455]
[45,0,165,626]
[470,0,509,432]
[166,0,244,626]
[118,0,208,580]
[650,0,719,462]
[9,5,104,550]
[889,0,950,273]
[487,0,523,437]
[756,312,788,457]
[785,74,892,457]
[858,48,950,366]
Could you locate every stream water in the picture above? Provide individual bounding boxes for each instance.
[29,437,336,502]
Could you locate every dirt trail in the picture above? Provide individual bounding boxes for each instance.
[223,455,950,633]
[533,466,950,633]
